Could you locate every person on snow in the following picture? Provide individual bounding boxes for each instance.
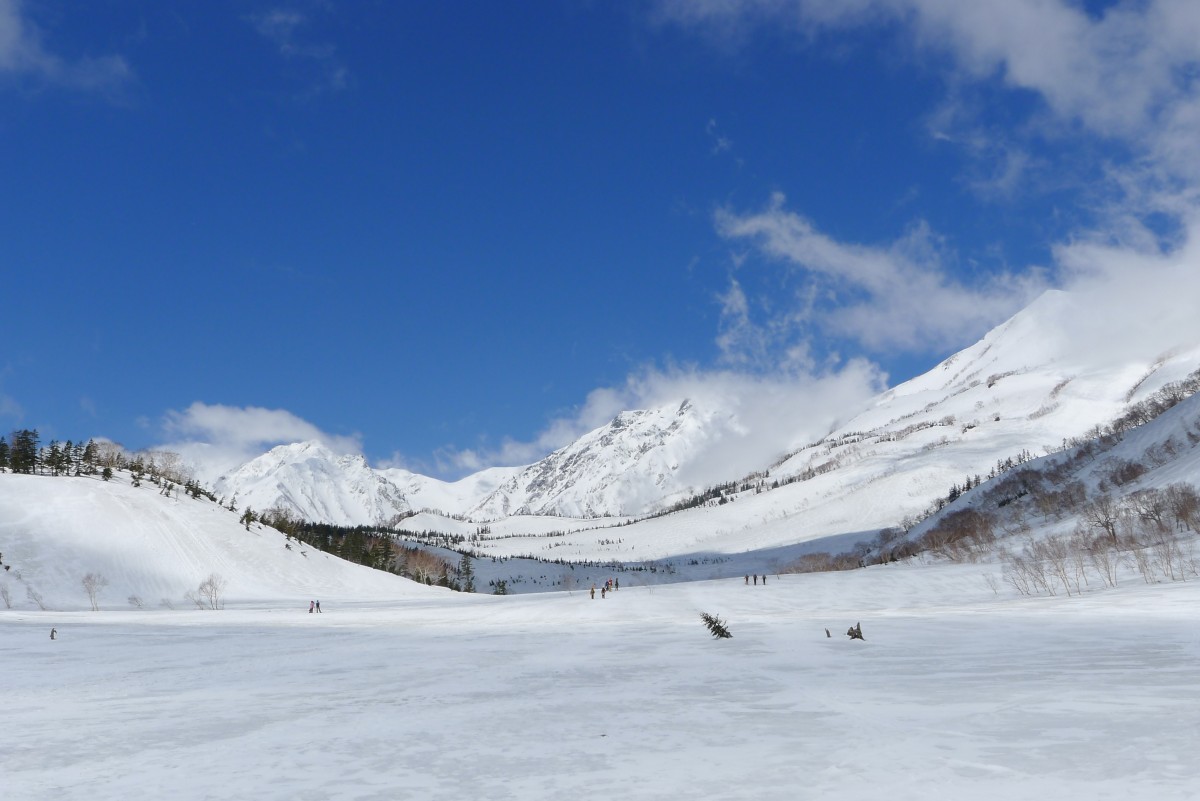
[309,600,315,613]
[590,585,596,599]
[315,600,322,613]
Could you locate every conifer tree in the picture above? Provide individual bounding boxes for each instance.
[0,436,8,472]
[700,612,733,639]
[82,439,98,475]
[46,441,63,476]
[9,429,39,474]
[458,552,476,593]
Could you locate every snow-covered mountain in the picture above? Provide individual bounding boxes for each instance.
[769,289,1200,500]
[380,463,523,516]
[213,441,413,526]
[465,400,726,518]
[210,289,1200,530]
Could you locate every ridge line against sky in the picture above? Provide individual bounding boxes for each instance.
[3,0,1200,482]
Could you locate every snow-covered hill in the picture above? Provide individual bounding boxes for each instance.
[0,470,428,611]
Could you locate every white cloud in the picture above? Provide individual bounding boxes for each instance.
[157,402,362,484]
[655,0,1200,184]
[715,192,1047,354]
[0,0,131,93]
[1050,213,1200,366]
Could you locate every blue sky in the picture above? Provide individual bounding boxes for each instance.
[4,0,1199,480]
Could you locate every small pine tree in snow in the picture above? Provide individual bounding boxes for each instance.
[701,612,732,639]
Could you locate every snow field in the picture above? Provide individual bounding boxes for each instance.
[4,564,1199,800]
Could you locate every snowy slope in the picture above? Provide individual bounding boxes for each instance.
[0,471,430,611]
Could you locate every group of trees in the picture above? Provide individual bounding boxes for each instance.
[0,428,193,488]
[1002,487,1200,597]
[1,430,103,477]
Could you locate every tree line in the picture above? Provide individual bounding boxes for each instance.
[1,428,197,489]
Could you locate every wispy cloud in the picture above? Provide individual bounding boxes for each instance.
[0,0,132,94]
[247,7,348,96]
[715,192,1047,354]
[705,117,733,155]
[654,0,1200,190]
[0,391,22,421]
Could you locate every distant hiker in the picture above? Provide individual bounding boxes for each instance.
[50,628,57,640]
[315,600,321,613]
[753,574,758,585]
[614,578,619,591]
[744,575,749,585]
[309,601,315,613]
[590,585,596,599]
[762,574,767,586]
[601,586,607,599]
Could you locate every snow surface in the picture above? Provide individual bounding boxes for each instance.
[6,460,1200,799]
[4,564,1200,800]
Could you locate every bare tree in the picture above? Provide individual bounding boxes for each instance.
[198,573,226,610]
[1129,541,1156,584]
[1087,532,1123,588]
[1034,535,1077,596]
[1166,483,1200,531]
[404,549,452,585]
[0,582,11,608]
[81,572,108,611]
[26,585,46,610]
[1083,494,1121,542]
[1128,488,1170,532]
